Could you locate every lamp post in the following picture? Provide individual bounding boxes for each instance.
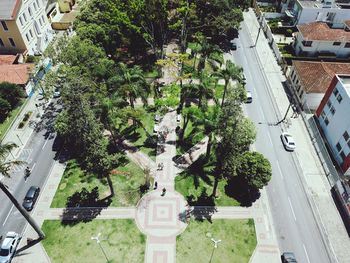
[91,233,109,262]
[16,134,24,146]
[209,238,221,263]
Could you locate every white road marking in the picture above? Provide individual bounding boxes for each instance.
[31,162,36,171]
[3,205,14,226]
[288,196,297,221]
[303,243,311,263]
[276,161,284,180]
[42,139,48,149]
[267,131,273,147]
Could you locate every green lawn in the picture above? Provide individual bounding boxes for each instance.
[120,108,156,160]
[175,169,240,206]
[42,219,145,263]
[51,159,146,208]
[177,219,256,263]
[0,100,24,139]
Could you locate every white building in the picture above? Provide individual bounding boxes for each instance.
[0,0,54,55]
[293,21,350,57]
[316,74,350,175]
[281,0,350,26]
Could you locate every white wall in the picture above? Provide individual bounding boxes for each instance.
[298,7,350,25]
[17,0,54,54]
[318,81,350,166]
[305,93,325,110]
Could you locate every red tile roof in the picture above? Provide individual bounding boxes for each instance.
[292,61,350,93]
[0,64,34,85]
[345,20,350,29]
[0,55,17,65]
[297,22,350,42]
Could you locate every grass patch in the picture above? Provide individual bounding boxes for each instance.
[175,169,240,206]
[51,159,146,208]
[0,100,24,139]
[177,219,256,263]
[42,219,145,263]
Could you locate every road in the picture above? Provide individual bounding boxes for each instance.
[229,19,332,263]
[0,100,62,238]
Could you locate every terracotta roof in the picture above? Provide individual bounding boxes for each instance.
[0,55,17,65]
[0,64,34,85]
[297,22,350,42]
[292,61,350,93]
[345,20,350,29]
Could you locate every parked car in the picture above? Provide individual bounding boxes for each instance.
[53,89,61,98]
[246,91,253,103]
[154,114,160,123]
[281,252,297,263]
[176,114,181,123]
[22,186,40,211]
[0,232,21,263]
[280,132,296,151]
[230,40,237,50]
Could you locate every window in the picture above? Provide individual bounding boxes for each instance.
[340,151,346,162]
[292,73,297,83]
[36,0,40,8]
[39,17,42,26]
[8,38,16,47]
[333,88,339,97]
[345,42,350,48]
[344,131,350,141]
[28,7,32,16]
[325,117,329,126]
[26,33,30,41]
[1,21,8,31]
[29,29,33,38]
[327,100,332,108]
[23,13,27,22]
[0,38,4,47]
[333,42,341,46]
[302,41,313,47]
[337,94,343,103]
[41,15,45,24]
[33,2,37,11]
[321,110,326,119]
[330,106,335,115]
[347,140,350,149]
[336,142,342,152]
[19,17,23,26]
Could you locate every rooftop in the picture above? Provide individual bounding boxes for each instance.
[0,0,21,20]
[297,22,350,42]
[298,0,339,8]
[0,55,33,85]
[338,74,350,95]
[293,61,350,93]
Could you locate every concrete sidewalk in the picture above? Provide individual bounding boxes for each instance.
[244,9,350,263]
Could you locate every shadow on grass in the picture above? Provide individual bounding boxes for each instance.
[225,176,260,207]
[61,187,112,226]
[187,189,217,223]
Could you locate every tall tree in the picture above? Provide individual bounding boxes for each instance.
[0,82,25,108]
[236,151,272,189]
[212,60,243,107]
[0,143,45,240]
[109,63,150,108]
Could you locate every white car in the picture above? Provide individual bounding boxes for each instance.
[0,232,21,263]
[246,91,252,103]
[281,132,296,151]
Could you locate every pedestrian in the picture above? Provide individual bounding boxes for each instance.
[154,181,158,190]
[24,166,31,181]
[161,187,166,196]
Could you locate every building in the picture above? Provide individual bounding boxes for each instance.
[293,21,350,57]
[288,61,350,109]
[0,0,54,55]
[315,74,350,175]
[281,0,350,26]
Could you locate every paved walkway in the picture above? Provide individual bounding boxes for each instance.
[13,36,281,263]
[244,8,350,262]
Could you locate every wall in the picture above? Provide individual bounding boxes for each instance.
[264,12,285,19]
[0,20,27,54]
[298,6,350,25]
[305,93,325,110]
[260,16,283,63]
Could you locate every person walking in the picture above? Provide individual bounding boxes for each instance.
[24,166,31,181]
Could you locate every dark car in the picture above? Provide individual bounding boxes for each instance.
[282,252,297,263]
[22,186,40,211]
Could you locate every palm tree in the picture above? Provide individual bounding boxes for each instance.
[0,143,45,240]
[197,73,215,109]
[212,61,243,108]
[196,38,222,73]
[110,63,150,108]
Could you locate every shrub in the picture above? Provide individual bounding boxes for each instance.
[23,111,32,122]
[286,29,293,37]
[18,122,25,129]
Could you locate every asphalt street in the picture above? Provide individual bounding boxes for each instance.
[0,100,62,238]
[229,20,332,263]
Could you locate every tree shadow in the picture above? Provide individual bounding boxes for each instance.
[225,176,261,207]
[61,187,112,226]
[187,189,217,223]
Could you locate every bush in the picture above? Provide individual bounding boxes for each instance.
[286,29,293,37]
[23,111,32,122]
[18,122,25,129]
[26,55,35,63]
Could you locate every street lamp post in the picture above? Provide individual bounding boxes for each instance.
[91,233,109,262]
[209,238,221,263]
[16,134,24,146]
